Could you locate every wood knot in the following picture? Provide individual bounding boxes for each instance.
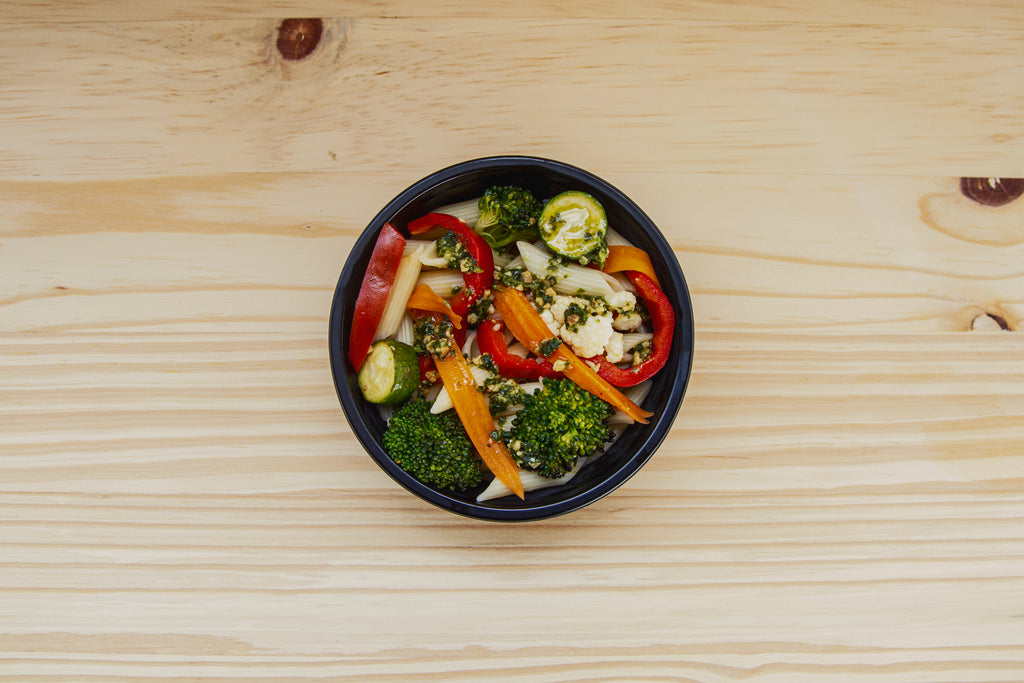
[970,313,1011,332]
[277,18,323,61]
[919,178,1024,247]
[960,177,1024,207]
[961,302,1015,332]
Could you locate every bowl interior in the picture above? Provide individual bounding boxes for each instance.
[329,156,694,521]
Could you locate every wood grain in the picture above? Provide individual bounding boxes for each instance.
[2,18,1022,179]
[2,2,1024,681]
[2,0,1024,28]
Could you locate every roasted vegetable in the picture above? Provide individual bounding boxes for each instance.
[538,191,609,266]
[383,398,483,491]
[584,271,674,387]
[474,185,543,248]
[408,213,494,345]
[491,286,652,423]
[357,339,420,405]
[348,223,406,370]
[503,379,613,479]
[476,320,561,381]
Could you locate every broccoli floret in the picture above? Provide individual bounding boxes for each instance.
[475,185,544,249]
[504,379,613,479]
[383,399,482,491]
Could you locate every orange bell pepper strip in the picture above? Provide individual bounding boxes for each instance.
[601,245,661,290]
[491,287,653,424]
[432,339,524,499]
[405,282,462,329]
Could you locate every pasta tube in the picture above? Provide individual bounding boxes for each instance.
[374,245,424,341]
[518,241,613,296]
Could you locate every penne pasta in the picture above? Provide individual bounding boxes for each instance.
[395,313,416,347]
[417,241,449,269]
[374,245,424,341]
[433,197,480,227]
[376,403,395,425]
[477,455,590,502]
[501,254,525,270]
[557,266,616,296]
[608,380,654,424]
[625,380,653,405]
[506,342,530,358]
[610,272,637,293]
[430,364,492,414]
[518,380,544,396]
[600,270,627,292]
[605,227,631,247]
[461,329,478,357]
[607,423,628,444]
[416,270,464,298]
[621,332,653,353]
[404,239,434,257]
[517,241,613,296]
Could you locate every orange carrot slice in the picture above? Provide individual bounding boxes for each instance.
[602,245,661,289]
[406,282,462,329]
[433,342,524,499]
[492,287,653,424]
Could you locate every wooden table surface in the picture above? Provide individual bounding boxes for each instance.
[3,2,1023,680]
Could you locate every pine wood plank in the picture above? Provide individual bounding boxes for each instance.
[1,18,1021,179]
[2,0,1023,29]
[3,4,1024,680]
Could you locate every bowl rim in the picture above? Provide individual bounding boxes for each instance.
[328,155,694,521]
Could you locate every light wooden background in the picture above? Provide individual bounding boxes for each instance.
[2,1,1024,681]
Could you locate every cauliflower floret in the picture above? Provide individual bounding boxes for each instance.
[605,290,636,310]
[604,332,625,364]
[605,290,643,331]
[539,309,560,336]
[559,311,614,358]
[546,293,625,359]
[549,295,589,326]
[613,311,643,332]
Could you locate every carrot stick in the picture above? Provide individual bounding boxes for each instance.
[406,282,462,329]
[433,342,524,499]
[602,245,661,289]
[492,287,653,424]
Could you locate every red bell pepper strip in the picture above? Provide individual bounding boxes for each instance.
[407,213,494,339]
[417,353,436,383]
[586,271,674,387]
[348,223,406,370]
[476,320,561,380]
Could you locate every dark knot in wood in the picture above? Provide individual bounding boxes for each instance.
[971,313,1011,331]
[960,177,1024,207]
[277,18,323,61]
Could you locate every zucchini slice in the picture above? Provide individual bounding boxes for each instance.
[357,340,420,405]
[538,191,609,266]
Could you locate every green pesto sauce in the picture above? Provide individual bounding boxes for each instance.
[414,316,455,360]
[436,231,482,274]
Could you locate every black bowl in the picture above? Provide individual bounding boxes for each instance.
[328,156,694,521]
